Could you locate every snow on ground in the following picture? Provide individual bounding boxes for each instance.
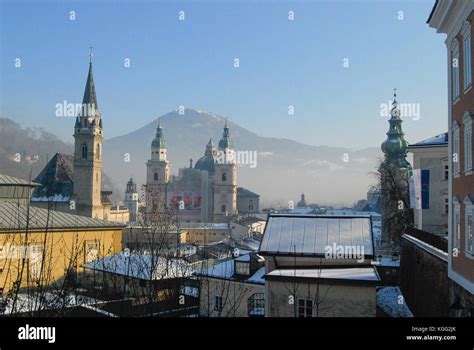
[377,286,413,317]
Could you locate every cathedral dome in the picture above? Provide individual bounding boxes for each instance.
[195,138,216,173]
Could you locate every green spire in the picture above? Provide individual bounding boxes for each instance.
[381,89,411,169]
[218,119,233,150]
[151,119,166,149]
[82,53,98,110]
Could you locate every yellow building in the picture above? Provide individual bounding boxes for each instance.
[0,201,124,295]
[179,223,230,245]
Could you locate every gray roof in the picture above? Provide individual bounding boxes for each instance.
[259,214,374,257]
[0,202,125,231]
[0,174,38,187]
[237,187,260,197]
[32,153,74,199]
[409,132,448,148]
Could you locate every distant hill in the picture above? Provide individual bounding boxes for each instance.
[103,109,382,207]
[0,118,122,202]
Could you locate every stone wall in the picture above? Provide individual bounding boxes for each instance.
[400,234,449,316]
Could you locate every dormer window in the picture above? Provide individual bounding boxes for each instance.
[235,261,250,275]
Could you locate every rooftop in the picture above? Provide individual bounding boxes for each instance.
[266,267,380,283]
[0,202,125,232]
[0,174,39,187]
[195,253,265,285]
[82,253,193,281]
[237,187,260,197]
[408,132,448,149]
[259,214,374,258]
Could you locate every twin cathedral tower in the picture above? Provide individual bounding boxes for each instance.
[73,54,238,222]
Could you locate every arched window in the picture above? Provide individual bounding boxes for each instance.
[96,143,101,160]
[81,143,87,159]
[222,173,227,181]
[154,173,158,181]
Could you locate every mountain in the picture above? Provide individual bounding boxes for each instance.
[0,118,122,202]
[103,109,382,207]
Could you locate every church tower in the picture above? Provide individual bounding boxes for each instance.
[73,51,105,219]
[213,121,237,222]
[124,177,139,223]
[379,90,412,248]
[146,120,171,221]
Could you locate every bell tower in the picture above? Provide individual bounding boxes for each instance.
[73,49,105,219]
[146,120,171,221]
[213,120,238,222]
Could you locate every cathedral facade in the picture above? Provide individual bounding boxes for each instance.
[145,121,238,223]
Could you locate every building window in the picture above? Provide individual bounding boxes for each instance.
[444,197,449,215]
[154,173,158,181]
[28,244,43,282]
[444,162,449,180]
[453,47,460,100]
[81,143,87,159]
[464,31,472,89]
[463,112,473,174]
[453,123,461,175]
[466,213,473,256]
[96,143,101,160]
[214,295,223,312]
[84,241,99,263]
[454,200,461,251]
[221,205,226,213]
[298,298,313,317]
[247,293,265,317]
[222,173,227,182]
[249,204,254,211]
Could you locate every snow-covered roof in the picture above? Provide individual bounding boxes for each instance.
[82,252,193,280]
[409,132,448,148]
[373,257,400,267]
[1,292,97,315]
[266,267,380,282]
[247,267,265,284]
[377,286,413,317]
[196,254,265,285]
[260,214,374,257]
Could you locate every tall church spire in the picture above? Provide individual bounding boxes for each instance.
[82,47,98,111]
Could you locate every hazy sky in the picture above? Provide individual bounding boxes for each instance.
[1,0,446,149]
